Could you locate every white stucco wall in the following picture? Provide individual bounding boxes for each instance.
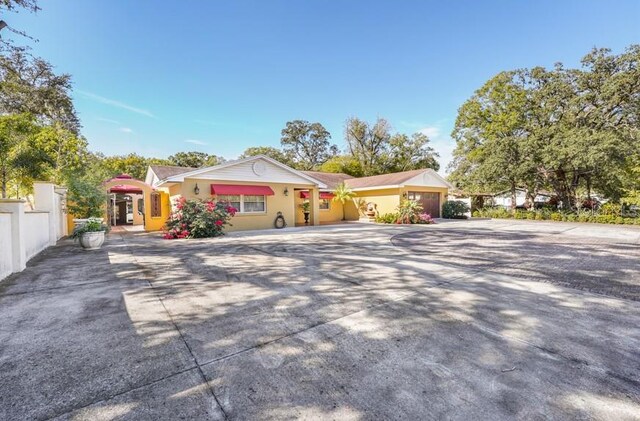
[0,213,12,280]
[24,211,50,261]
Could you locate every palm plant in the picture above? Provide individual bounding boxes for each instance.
[332,182,355,221]
[397,199,423,224]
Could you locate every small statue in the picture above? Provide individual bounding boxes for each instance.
[366,202,377,217]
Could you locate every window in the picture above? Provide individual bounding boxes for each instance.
[243,195,265,212]
[217,194,241,211]
[150,192,162,217]
[319,199,330,210]
[217,194,265,213]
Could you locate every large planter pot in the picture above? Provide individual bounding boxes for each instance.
[79,231,105,250]
[303,211,310,224]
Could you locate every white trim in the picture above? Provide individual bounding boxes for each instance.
[350,185,402,192]
[162,155,328,188]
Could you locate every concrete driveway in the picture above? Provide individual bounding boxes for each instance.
[1,220,639,420]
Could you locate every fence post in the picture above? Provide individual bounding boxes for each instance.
[33,182,57,246]
[0,199,27,272]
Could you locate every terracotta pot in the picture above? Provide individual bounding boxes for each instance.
[79,231,105,250]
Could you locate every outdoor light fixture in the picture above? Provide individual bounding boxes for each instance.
[284,187,289,196]
[194,183,200,195]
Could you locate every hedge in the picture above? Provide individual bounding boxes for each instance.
[472,208,640,225]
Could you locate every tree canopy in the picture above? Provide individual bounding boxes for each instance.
[449,45,640,209]
[280,120,337,170]
[167,151,225,168]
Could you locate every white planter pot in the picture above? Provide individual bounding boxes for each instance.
[79,231,105,250]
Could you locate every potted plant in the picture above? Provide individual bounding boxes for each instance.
[299,200,311,224]
[71,218,108,250]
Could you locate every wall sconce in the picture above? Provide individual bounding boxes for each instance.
[402,192,407,199]
[283,187,289,196]
[194,183,200,195]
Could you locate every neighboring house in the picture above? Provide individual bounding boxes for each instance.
[144,155,453,232]
[492,188,552,208]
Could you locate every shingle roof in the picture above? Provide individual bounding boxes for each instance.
[150,165,198,180]
[300,171,354,189]
[344,169,428,189]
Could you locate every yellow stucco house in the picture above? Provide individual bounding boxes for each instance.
[143,155,453,232]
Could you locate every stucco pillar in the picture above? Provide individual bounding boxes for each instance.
[0,199,27,272]
[33,182,57,245]
[310,188,320,226]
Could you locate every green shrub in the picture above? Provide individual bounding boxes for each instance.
[397,199,423,224]
[164,197,236,239]
[550,212,563,221]
[375,212,399,224]
[472,210,480,218]
[442,200,470,219]
[67,178,107,218]
[600,202,622,217]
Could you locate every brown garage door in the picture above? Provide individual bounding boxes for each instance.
[407,191,440,217]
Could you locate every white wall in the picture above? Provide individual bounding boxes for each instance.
[24,211,50,261]
[0,182,67,281]
[0,213,12,280]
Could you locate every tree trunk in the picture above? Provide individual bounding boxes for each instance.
[1,169,6,199]
[510,183,517,212]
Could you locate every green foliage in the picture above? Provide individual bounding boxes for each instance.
[299,201,311,212]
[66,177,107,218]
[280,120,336,170]
[442,200,470,219]
[449,45,640,210]
[475,206,640,225]
[600,202,621,216]
[164,197,236,239]
[375,212,399,224]
[168,151,225,168]
[397,199,423,224]
[332,182,356,221]
[240,146,294,166]
[70,218,107,239]
[0,48,79,132]
[318,155,364,177]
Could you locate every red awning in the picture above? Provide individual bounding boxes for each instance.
[211,184,275,195]
[299,191,334,199]
[108,184,144,194]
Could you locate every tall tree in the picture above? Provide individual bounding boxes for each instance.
[386,132,440,172]
[449,71,533,210]
[0,113,47,198]
[168,151,225,168]
[239,146,294,166]
[32,122,88,184]
[0,49,79,132]
[280,120,336,170]
[344,117,392,176]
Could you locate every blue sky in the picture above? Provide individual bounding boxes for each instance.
[9,0,640,173]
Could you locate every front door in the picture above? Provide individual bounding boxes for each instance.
[408,191,440,218]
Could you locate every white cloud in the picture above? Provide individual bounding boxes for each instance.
[185,139,208,145]
[96,117,120,124]
[77,90,156,118]
[119,127,133,133]
[418,126,441,139]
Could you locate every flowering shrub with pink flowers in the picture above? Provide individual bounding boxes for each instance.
[163,197,236,239]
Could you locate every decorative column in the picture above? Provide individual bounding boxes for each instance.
[33,182,57,245]
[0,199,27,272]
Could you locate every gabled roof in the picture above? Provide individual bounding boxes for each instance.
[157,155,328,188]
[300,171,354,190]
[149,165,198,181]
[344,169,426,189]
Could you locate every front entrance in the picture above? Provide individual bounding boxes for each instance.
[408,191,440,218]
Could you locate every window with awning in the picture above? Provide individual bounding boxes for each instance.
[210,184,275,196]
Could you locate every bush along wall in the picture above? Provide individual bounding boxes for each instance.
[472,207,640,225]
